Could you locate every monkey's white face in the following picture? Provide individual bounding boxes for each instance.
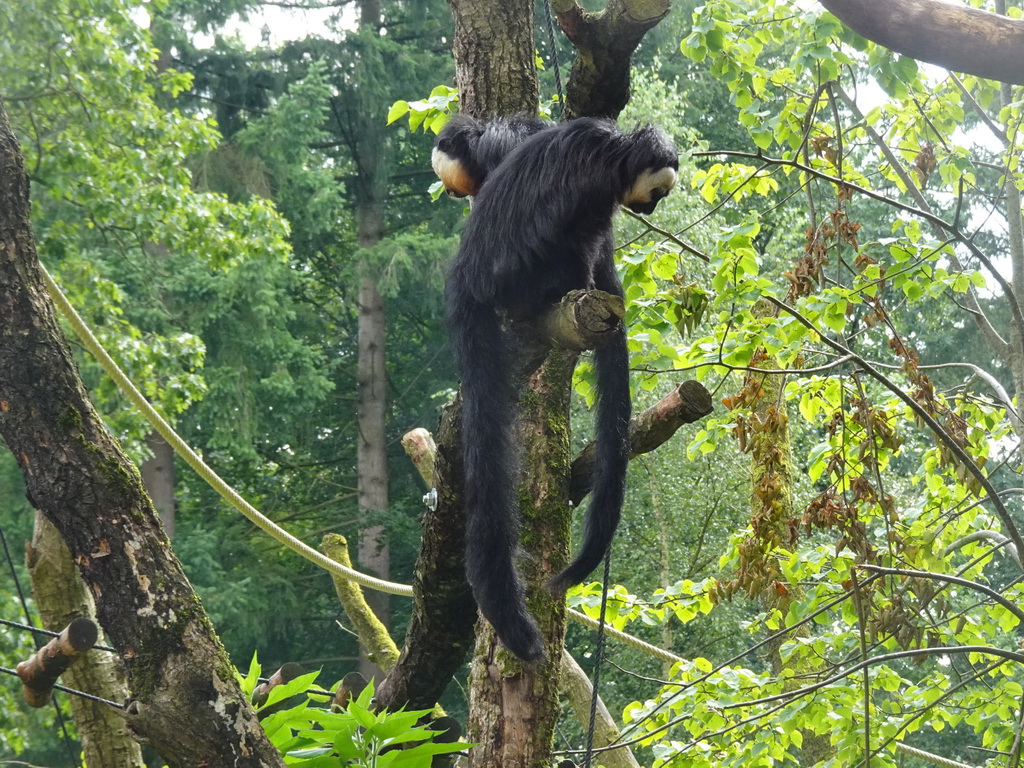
[432,147,479,198]
[622,166,677,215]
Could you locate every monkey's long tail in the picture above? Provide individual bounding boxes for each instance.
[549,327,630,592]
[449,295,545,662]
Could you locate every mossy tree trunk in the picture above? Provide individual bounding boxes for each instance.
[465,351,577,768]
[0,96,285,768]
[26,512,146,768]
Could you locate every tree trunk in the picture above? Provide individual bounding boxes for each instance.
[356,269,390,652]
[355,159,390,690]
[0,96,285,768]
[353,0,392,685]
[551,0,672,120]
[467,351,576,768]
[141,431,176,540]
[26,511,146,768]
[422,5,675,765]
[446,0,539,117]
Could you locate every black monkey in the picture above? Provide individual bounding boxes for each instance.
[442,117,678,661]
[431,113,552,198]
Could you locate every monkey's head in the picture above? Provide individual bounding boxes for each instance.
[432,114,486,198]
[620,125,679,215]
[433,114,552,199]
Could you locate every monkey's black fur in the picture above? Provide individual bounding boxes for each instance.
[442,117,678,661]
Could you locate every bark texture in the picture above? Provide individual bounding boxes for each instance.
[0,97,284,768]
[322,534,401,671]
[355,0,392,674]
[447,0,539,116]
[398,4,676,764]
[551,0,672,119]
[375,398,479,712]
[569,379,713,506]
[817,0,1024,84]
[356,271,391,646]
[27,512,145,768]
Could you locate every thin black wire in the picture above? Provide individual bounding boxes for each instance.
[0,527,37,649]
[0,664,126,710]
[0,525,84,768]
[542,0,565,117]
[582,550,613,768]
[0,617,117,654]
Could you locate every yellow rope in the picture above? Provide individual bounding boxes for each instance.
[43,264,687,662]
[568,609,683,665]
[41,264,413,597]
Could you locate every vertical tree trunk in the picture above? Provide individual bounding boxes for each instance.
[440,8,571,765]
[141,431,176,540]
[356,267,390,630]
[0,96,285,768]
[430,4,672,764]
[447,0,539,117]
[467,352,576,768]
[353,0,391,684]
[27,511,146,768]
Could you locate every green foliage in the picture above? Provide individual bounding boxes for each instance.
[388,85,459,201]
[599,0,1024,764]
[240,656,466,767]
[387,85,460,135]
[1,0,291,272]
[8,0,1024,764]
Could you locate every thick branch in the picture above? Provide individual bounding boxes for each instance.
[560,650,640,768]
[818,0,1024,84]
[541,289,624,351]
[322,534,401,671]
[570,380,713,505]
[16,618,97,707]
[551,0,671,119]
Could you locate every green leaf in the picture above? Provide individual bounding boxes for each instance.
[387,100,410,125]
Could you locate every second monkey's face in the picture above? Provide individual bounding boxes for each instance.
[622,166,678,215]
[432,146,480,198]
